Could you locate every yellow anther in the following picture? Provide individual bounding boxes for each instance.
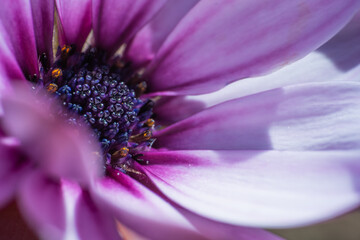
[61,45,71,55]
[142,130,152,140]
[144,118,155,127]
[113,147,129,158]
[119,147,129,157]
[46,83,58,93]
[51,68,62,78]
[130,130,152,143]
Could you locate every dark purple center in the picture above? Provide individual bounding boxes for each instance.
[32,45,155,173]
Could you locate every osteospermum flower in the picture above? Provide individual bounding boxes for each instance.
[1,0,360,239]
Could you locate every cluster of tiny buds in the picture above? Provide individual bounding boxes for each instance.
[35,45,156,173]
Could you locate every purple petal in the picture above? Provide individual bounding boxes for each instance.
[61,181,121,240]
[125,0,199,67]
[93,170,283,240]
[31,0,54,64]
[92,0,167,55]
[154,96,206,125]
[0,25,25,81]
[171,204,284,240]
[1,86,101,184]
[19,177,121,240]
[316,12,360,81]
[142,150,360,227]
[155,82,360,150]
[56,0,92,50]
[17,172,66,240]
[0,0,38,76]
[91,172,206,240]
[0,67,12,116]
[94,169,283,240]
[146,0,360,95]
[155,11,360,124]
[0,137,28,207]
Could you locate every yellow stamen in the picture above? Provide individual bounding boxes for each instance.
[46,83,58,93]
[144,130,152,138]
[144,118,155,127]
[61,45,71,55]
[113,147,129,158]
[51,68,62,78]
[130,130,152,143]
[141,130,152,141]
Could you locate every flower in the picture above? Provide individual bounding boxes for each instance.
[0,1,360,240]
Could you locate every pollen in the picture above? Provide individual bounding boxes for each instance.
[131,130,152,143]
[46,83,58,93]
[51,68,62,78]
[113,147,129,158]
[61,45,71,55]
[143,130,152,139]
[144,118,155,127]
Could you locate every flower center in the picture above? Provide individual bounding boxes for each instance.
[32,45,155,173]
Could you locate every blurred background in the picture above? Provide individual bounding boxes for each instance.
[271,211,360,240]
[1,201,359,240]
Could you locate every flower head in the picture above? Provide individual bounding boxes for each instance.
[0,1,360,239]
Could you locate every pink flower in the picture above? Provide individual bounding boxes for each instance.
[0,1,360,239]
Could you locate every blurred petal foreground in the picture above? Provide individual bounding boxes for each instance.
[0,1,360,240]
